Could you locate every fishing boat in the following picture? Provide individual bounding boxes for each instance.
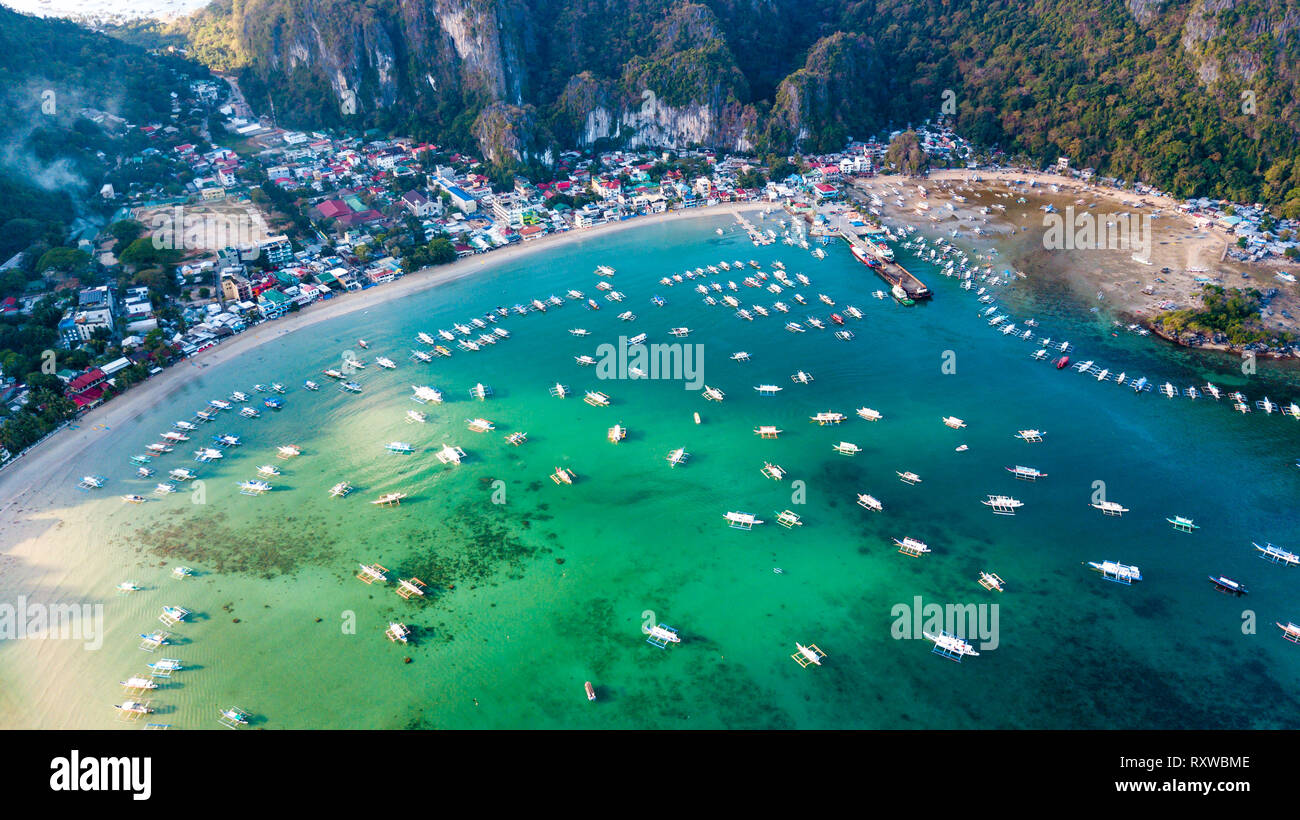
[1087,560,1142,584]
[339,381,363,393]
[1167,516,1198,533]
[117,581,143,593]
[835,330,855,341]
[785,321,806,333]
[893,536,930,557]
[237,480,272,496]
[1014,429,1044,442]
[646,623,681,648]
[436,444,466,465]
[115,700,155,719]
[669,327,691,337]
[171,567,194,579]
[193,448,223,463]
[896,471,922,485]
[942,416,966,429]
[505,431,528,446]
[276,444,302,459]
[469,383,493,401]
[702,386,726,402]
[857,494,883,512]
[724,511,763,530]
[754,384,783,396]
[406,409,428,424]
[753,426,782,439]
[617,311,636,321]
[761,462,786,481]
[982,495,1023,515]
[575,355,597,366]
[159,606,190,626]
[550,466,577,485]
[121,494,148,504]
[240,407,260,418]
[666,447,689,468]
[1254,542,1299,566]
[174,420,198,431]
[810,411,845,425]
[829,313,844,325]
[372,492,407,507]
[730,351,751,362]
[845,306,863,319]
[584,391,611,407]
[924,631,979,661]
[1276,622,1300,643]
[856,407,883,421]
[303,380,320,391]
[832,441,861,456]
[1006,465,1046,481]
[209,399,231,411]
[376,357,397,370]
[1209,575,1248,595]
[978,572,1005,592]
[385,441,414,454]
[1091,500,1129,517]
[775,510,803,528]
[607,424,627,444]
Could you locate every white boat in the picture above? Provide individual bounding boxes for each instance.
[666,447,689,468]
[724,511,763,530]
[856,494,883,512]
[466,418,496,433]
[1087,560,1142,584]
[1091,500,1129,517]
[237,480,272,495]
[893,536,930,556]
[982,495,1023,515]
[942,416,966,429]
[406,410,427,424]
[385,441,414,454]
[411,385,443,404]
[376,357,397,369]
[856,407,883,421]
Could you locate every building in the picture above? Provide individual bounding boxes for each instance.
[401,190,436,217]
[261,236,295,267]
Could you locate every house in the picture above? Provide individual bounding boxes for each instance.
[65,367,108,408]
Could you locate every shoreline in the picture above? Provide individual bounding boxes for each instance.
[855,169,1299,358]
[0,202,758,500]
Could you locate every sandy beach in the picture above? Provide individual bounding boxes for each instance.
[0,203,757,509]
[851,169,1300,350]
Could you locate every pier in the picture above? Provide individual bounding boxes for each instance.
[835,228,931,300]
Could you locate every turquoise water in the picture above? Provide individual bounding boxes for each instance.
[6,211,1300,729]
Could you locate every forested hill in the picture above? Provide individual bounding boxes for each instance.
[133,1,1300,212]
[0,7,204,259]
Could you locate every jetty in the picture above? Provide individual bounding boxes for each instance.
[837,229,931,301]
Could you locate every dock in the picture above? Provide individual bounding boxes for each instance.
[836,229,931,301]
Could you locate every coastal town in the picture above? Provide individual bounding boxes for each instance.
[3,73,1300,465]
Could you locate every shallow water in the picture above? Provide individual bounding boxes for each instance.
[2,210,1298,729]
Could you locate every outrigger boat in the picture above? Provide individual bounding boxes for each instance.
[466,418,495,433]
[1254,542,1299,566]
[238,480,272,495]
[761,462,786,481]
[1209,575,1248,595]
[978,572,1005,592]
[810,411,845,425]
[376,357,397,370]
[982,495,1023,515]
[893,536,930,557]
[256,464,281,477]
[193,448,223,463]
[339,381,362,393]
[896,471,922,485]
[436,444,466,465]
[666,447,689,468]
[168,468,197,481]
[406,410,427,424]
[702,386,726,402]
[329,481,353,498]
[277,444,302,459]
[584,391,611,407]
[791,370,814,384]
[550,466,577,485]
[385,441,414,454]
[607,424,627,444]
[469,383,493,401]
[924,631,979,661]
[942,416,966,429]
[218,707,251,729]
[506,431,528,446]
[411,385,443,404]
[1167,515,1198,533]
[303,380,320,391]
[78,475,107,489]
[1087,560,1142,584]
[832,441,861,456]
[371,491,408,508]
[789,642,828,668]
[753,425,782,439]
[646,623,681,649]
[775,510,803,528]
[724,511,763,530]
[121,494,148,504]
[1091,500,1128,517]
[856,407,883,421]
[1006,465,1046,481]
[857,493,883,512]
[1276,622,1300,643]
[1014,429,1044,442]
